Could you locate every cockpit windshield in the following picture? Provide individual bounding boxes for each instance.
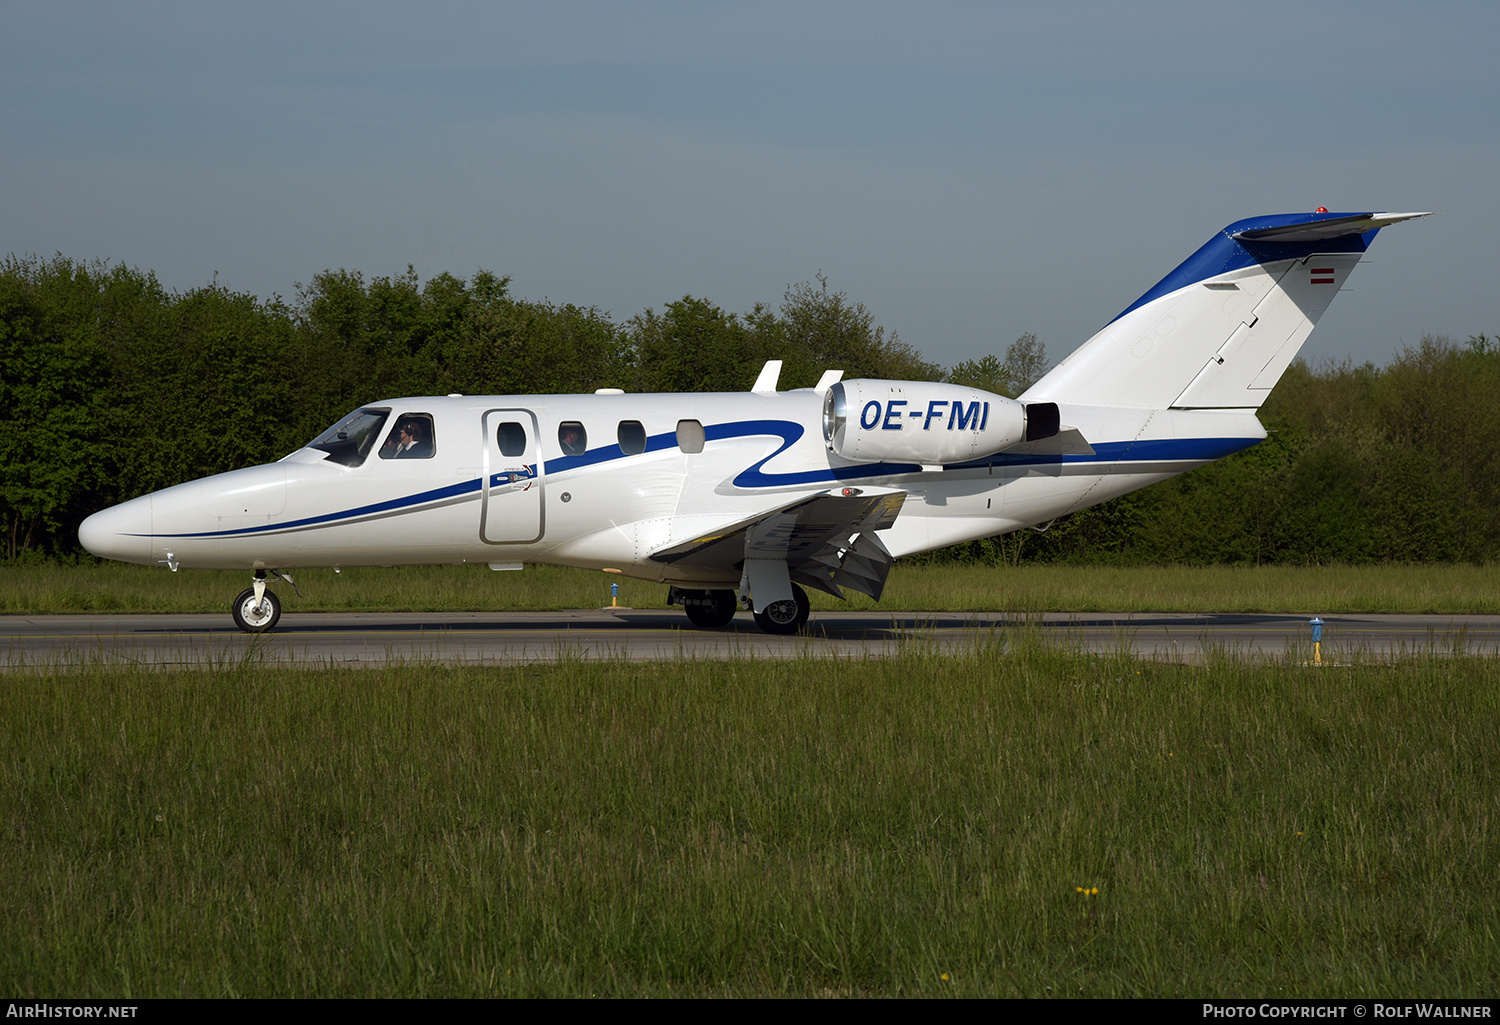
[308,408,390,467]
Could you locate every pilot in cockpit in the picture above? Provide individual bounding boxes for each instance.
[382,417,435,459]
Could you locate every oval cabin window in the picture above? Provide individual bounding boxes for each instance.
[676,419,705,454]
[618,420,647,455]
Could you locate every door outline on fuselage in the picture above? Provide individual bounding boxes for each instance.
[481,408,545,544]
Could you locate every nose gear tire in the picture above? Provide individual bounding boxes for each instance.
[232,587,281,633]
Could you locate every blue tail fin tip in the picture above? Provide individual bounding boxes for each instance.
[1114,210,1431,324]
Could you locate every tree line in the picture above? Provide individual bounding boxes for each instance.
[3,254,1495,565]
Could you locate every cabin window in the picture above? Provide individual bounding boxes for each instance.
[309,408,390,467]
[558,421,587,456]
[496,421,527,457]
[676,419,705,454]
[617,420,647,455]
[378,413,436,459]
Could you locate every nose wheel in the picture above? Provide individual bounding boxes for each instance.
[232,582,281,633]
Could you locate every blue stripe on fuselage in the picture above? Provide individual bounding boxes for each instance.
[143,425,1261,538]
[139,476,483,539]
[956,435,1260,470]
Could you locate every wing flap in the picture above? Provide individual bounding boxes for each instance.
[649,487,904,599]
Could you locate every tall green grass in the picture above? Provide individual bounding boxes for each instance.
[5,561,1499,615]
[3,644,1496,996]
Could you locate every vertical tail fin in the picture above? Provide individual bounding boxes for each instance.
[1023,211,1430,410]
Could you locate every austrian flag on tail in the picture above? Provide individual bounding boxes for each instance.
[1311,266,1336,284]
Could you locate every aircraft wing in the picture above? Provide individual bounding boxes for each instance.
[649,487,905,600]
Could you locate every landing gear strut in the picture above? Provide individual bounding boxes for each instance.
[752,583,810,635]
[232,571,281,633]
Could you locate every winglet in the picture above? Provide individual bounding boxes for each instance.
[751,360,783,394]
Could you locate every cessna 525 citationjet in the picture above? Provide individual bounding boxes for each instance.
[79,210,1428,634]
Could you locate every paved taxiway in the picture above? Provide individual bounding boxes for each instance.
[2,610,1497,668]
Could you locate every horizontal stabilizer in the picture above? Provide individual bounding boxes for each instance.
[1233,211,1430,243]
[1001,426,1094,458]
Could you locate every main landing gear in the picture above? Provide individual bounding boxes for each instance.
[752,584,810,636]
[670,583,811,634]
[231,570,282,633]
[682,589,738,628]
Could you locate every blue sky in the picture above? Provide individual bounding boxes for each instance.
[3,1,1494,372]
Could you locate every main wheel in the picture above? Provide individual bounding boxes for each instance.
[752,584,809,635]
[683,589,738,629]
[232,587,281,633]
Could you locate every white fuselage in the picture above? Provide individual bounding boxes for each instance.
[79,387,1264,584]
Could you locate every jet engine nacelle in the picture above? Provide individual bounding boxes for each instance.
[823,380,1047,464]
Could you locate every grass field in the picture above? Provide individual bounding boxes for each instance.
[3,643,1497,997]
[5,561,1500,616]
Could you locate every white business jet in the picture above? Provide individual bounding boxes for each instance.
[79,210,1428,634]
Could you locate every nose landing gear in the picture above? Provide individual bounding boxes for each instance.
[231,570,282,633]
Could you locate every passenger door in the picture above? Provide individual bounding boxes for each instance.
[481,409,545,544]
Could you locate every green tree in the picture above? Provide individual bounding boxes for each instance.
[1001,332,1048,394]
[948,333,1048,397]
[0,257,113,558]
[778,274,941,383]
[627,296,760,393]
[945,352,1007,395]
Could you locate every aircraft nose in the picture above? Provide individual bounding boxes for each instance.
[78,497,153,565]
